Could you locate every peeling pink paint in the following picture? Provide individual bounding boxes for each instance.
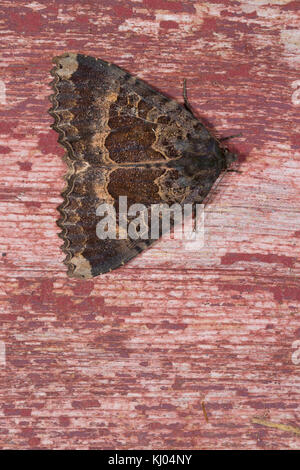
[0,145,11,154]
[144,0,195,14]
[17,161,32,171]
[221,253,296,269]
[38,131,63,155]
[273,287,300,303]
[112,5,133,18]
[160,20,179,29]
[6,9,44,34]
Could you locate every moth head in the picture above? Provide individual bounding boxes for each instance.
[206,138,236,170]
[173,137,237,173]
[223,147,237,169]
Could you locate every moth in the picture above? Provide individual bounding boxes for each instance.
[49,53,236,279]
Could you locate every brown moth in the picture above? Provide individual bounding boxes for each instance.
[49,53,236,279]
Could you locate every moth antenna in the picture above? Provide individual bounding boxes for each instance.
[219,133,242,142]
[183,79,194,115]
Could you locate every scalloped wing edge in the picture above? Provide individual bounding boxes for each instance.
[49,53,85,278]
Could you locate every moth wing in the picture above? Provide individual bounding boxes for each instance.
[50,53,227,278]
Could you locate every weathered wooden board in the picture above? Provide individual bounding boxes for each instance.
[0,0,299,450]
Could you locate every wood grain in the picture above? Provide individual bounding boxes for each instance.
[0,0,299,450]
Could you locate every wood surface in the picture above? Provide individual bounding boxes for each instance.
[0,0,299,450]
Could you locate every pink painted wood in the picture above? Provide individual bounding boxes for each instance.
[0,0,299,450]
